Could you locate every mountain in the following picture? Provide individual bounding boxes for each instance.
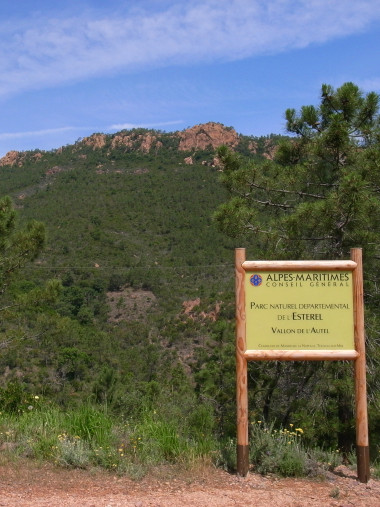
[1,122,375,458]
[0,122,278,428]
[0,122,283,311]
[0,122,281,168]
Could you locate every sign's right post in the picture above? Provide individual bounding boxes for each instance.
[351,248,370,483]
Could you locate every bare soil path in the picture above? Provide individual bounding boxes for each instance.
[0,462,379,506]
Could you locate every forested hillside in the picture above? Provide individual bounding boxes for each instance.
[0,123,274,429]
[0,116,379,476]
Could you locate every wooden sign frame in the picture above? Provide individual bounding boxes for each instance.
[235,247,369,482]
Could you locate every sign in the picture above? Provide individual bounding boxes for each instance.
[245,270,354,350]
[235,249,369,482]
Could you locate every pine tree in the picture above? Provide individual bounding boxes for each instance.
[214,82,380,454]
[0,196,60,348]
[214,82,380,262]
[0,196,45,296]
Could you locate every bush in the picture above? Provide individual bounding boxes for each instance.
[0,382,41,416]
[249,421,306,476]
[248,420,344,478]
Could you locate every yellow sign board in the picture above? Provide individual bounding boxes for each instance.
[245,271,354,350]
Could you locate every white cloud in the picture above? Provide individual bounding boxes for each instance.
[0,126,81,140]
[0,121,185,142]
[0,0,379,97]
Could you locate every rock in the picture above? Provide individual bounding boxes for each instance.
[0,150,23,167]
[81,133,107,150]
[177,122,239,151]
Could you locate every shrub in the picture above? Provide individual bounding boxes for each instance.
[0,382,41,416]
[249,421,306,476]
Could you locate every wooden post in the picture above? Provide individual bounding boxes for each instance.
[236,249,368,480]
[351,248,370,483]
[235,248,249,476]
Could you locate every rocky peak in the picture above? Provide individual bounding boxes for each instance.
[81,133,107,150]
[0,150,23,167]
[78,122,239,155]
[177,122,239,151]
[0,123,282,169]
[110,132,163,153]
[0,150,45,167]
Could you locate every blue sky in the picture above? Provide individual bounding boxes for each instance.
[1,0,380,157]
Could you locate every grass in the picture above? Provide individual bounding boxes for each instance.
[129,411,216,467]
[1,402,379,480]
[248,420,347,478]
[0,402,218,476]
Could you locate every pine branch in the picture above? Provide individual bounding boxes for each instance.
[247,181,326,200]
[250,198,293,209]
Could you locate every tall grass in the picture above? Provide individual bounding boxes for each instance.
[128,410,216,466]
[1,401,378,479]
[0,402,218,476]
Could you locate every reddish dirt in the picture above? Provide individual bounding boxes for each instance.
[0,463,379,506]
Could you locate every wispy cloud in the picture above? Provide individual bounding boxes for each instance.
[0,121,185,143]
[0,126,82,140]
[0,0,380,97]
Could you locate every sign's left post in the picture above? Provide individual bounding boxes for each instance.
[235,248,249,476]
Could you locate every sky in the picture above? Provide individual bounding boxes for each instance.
[0,0,380,157]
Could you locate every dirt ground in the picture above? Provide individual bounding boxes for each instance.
[0,462,379,506]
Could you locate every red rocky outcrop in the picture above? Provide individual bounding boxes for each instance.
[177,122,239,151]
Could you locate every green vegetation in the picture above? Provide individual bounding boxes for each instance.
[215,82,380,260]
[248,420,345,477]
[0,195,45,291]
[0,400,215,476]
[0,390,360,478]
[0,105,379,478]
[215,83,380,462]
